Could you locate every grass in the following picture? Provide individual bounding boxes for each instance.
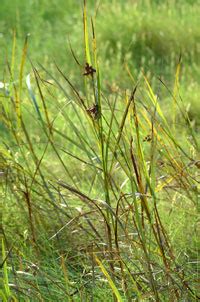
[1,0,200,301]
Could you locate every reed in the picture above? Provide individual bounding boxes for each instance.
[1,1,199,301]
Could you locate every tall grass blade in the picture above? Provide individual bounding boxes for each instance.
[173,55,181,130]
[1,239,11,298]
[83,0,91,65]
[95,256,123,302]
[16,34,29,127]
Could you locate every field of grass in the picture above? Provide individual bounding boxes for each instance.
[1,0,200,301]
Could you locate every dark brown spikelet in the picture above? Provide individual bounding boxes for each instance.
[143,134,152,142]
[83,62,96,76]
[86,104,99,120]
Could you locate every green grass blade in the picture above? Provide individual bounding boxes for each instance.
[95,256,123,302]
[1,239,11,298]
[16,34,29,127]
[83,0,91,65]
[172,55,181,130]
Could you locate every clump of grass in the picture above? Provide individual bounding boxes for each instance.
[1,1,199,301]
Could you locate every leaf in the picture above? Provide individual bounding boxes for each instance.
[2,239,11,298]
[95,255,123,302]
[83,0,91,65]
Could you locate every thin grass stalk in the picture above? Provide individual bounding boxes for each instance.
[16,34,29,128]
